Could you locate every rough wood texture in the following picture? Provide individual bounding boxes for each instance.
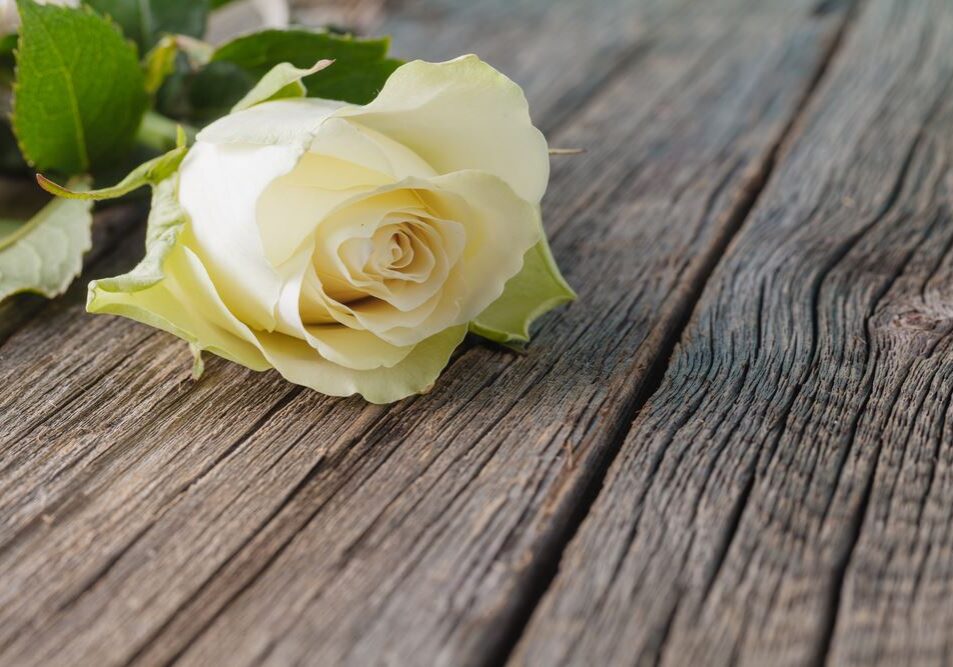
[0,0,855,665]
[513,1,953,665]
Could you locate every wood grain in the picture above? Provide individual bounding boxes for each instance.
[512,1,953,665]
[0,0,855,665]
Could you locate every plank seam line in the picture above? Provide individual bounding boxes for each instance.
[481,2,868,664]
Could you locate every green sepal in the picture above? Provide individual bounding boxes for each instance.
[232,60,334,112]
[143,35,180,96]
[470,237,575,344]
[36,144,188,202]
[144,34,213,98]
[89,172,185,295]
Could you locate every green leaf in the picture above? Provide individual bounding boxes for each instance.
[155,31,396,123]
[13,0,149,175]
[37,143,188,201]
[0,33,16,55]
[85,0,209,52]
[212,29,401,104]
[0,187,93,301]
[470,238,576,345]
[231,59,333,112]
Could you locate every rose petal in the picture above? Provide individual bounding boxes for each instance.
[178,141,302,331]
[343,172,541,345]
[197,97,345,147]
[255,325,467,403]
[309,117,436,181]
[339,55,550,204]
[88,240,270,371]
[256,152,393,266]
[273,243,417,371]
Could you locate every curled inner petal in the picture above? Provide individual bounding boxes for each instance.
[308,191,466,324]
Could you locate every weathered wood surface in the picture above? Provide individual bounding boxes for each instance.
[513,0,953,665]
[5,0,951,665]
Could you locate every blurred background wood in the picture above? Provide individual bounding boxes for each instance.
[3,0,953,665]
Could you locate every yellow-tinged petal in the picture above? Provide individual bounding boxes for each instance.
[89,230,444,399]
[308,117,436,181]
[304,324,416,370]
[339,55,550,204]
[272,243,417,371]
[348,171,541,345]
[256,152,393,267]
[255,325,467,403]
[88,241,270,371]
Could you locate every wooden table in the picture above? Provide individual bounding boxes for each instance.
[3,0,952,664]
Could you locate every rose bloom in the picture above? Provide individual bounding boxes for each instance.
[90,56,567,403]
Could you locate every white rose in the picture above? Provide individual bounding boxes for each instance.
[85,56,573,403]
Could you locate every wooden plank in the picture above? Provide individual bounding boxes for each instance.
[511,1,953,665]
[0,0,850,665]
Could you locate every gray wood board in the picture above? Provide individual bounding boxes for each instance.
[512,1,953,665]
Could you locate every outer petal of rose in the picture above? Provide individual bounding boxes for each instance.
[304,324,415,370]
[255,325,467,403]
[197,97,346,147]
[198,57,548,202]
[178,141,301,331]
[197,98,432,182]
[87,242,270,371]
[338,55,550,204]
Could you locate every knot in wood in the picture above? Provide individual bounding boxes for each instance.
[891,309,946,332]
